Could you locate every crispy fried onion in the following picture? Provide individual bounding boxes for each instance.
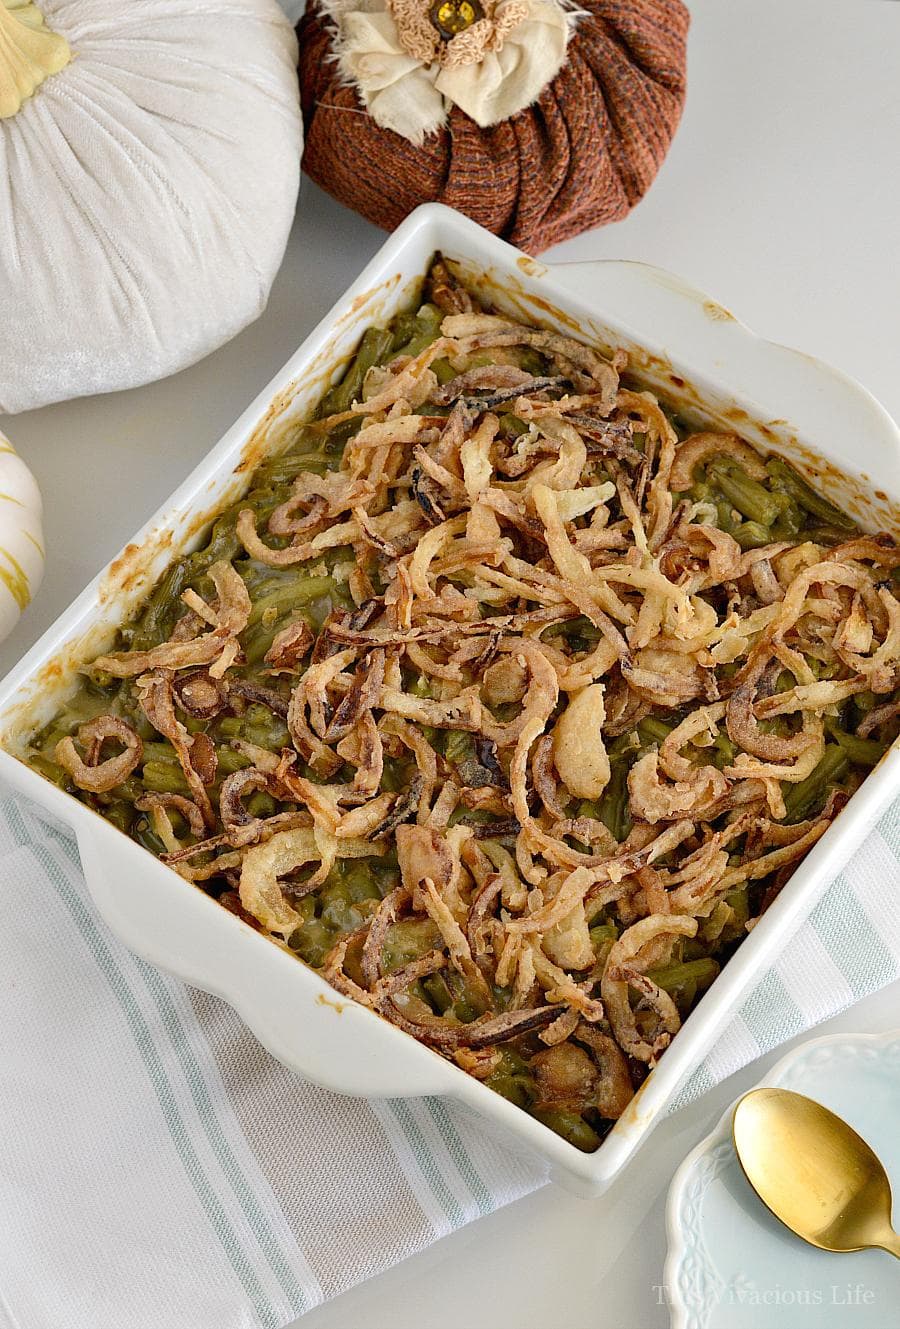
[55,715,143,793]
[95,562,250,676]
[135,793,205,854]
[669,433,768,491]
[137,671,219,828]
[628,749,727,823]
[383,993,556,1050]
[239,826,384,937]
[601,915,698,1063]
[552,683,610,800]
[174,670,228,719]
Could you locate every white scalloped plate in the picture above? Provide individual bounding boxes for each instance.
[665,1030,900,1329]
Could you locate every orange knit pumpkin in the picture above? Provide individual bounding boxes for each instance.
[297,0,689,253]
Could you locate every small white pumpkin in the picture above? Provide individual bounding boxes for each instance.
[0,0,301,414]
[0,430,44,642]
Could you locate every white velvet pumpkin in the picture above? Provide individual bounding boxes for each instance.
[0,430,43,642]
[0,0,302,415]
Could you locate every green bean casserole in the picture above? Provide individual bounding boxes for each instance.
[26,258,900,1151]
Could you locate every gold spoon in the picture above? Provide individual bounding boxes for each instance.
[732,1087,900,1259]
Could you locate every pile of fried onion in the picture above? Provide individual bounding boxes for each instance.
[47,260,900,1150]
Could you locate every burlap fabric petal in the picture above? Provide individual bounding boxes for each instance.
[298,0,689,253]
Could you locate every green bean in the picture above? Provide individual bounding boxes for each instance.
[240,627,282,668]
[495,1046,531,1076]
[27,753,70,789]
[253,451,315,489]
[122,514,249,646]
[712,731,737,766]
[454,983,489,1022]
[541,615,602,644]
[530,1108,601,1152]
[500,412,529,438]
[421,974,453,1015]
[444,731,475,765]
[244,601,336,666]
[141,760,190,796]
[288,917,337,968]
[724,887,750,934]
[380,919,441,973]
[342,873,382,909]
[132,558,191,649]
[133,814,169,856]
[319,879,379,934]
[246,577,337,628]
[597,762,631,842]
[35,723,76,755]
[449,808,499,832]
[713,498,740,535]
[339,861,388,898]
[540,618,573,642]
[408,674,435,699]
[517,348,546,377]
[190,511,244,575]
[217,704,289,751]
[589,922,618,945]
[391,303,443,359]
[782,745,849,821]
[825,723,887,767]
[296,896,318,925]
[765,458,855,530]
[770,495,805,541]
[318,326,396,417]
[589,922,618,967]
[803,524,855,546]
[246,791,277,819]
[638,716,673,746]
[707,460,780,526]
[380,757,410,793]
[139,740,181,766]
[733,520,776,550]
[317,417,361,459]
[431,357,457,385]
[215,716,249,739]
[387,311,419,352]
[216,746,254,775]
[607,729,641,759]
[647,957,719,997]
[102,800,134,834]
[485,1050,535,1110]
[104,776,145,805]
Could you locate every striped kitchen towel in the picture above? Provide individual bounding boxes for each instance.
[1,789,898,1329]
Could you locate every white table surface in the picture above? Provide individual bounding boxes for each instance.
[2,1,899,1326]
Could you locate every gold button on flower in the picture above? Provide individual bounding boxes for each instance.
[430,0,484,39]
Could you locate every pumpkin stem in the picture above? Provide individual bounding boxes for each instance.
[0,1,71,119]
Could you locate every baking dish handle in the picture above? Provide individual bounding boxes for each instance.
[548,257,743,326]
[546,257,900,485]
[72,817,461,1100]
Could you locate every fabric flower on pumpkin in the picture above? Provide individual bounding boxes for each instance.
[322,0,579,144]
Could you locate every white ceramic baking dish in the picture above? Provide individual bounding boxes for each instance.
[1,204,898,1195]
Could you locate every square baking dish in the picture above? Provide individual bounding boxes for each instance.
[1,204,898,1194]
